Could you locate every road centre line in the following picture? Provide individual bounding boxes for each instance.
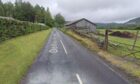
[60,40,68,55]
[76,74,83,84]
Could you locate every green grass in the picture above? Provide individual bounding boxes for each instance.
[97,29,140,58]
[0,29,52,84]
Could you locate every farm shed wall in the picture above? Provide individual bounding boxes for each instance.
[66,18,96,33]
[75,19,96,32]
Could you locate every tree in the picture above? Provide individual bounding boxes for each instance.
[55,13,65,27]
[34,5,46,23]
[45,8,54,27]
[21,2,35,22]
[3,2,14,17]
[15,0,22,5]
[0,0,54,25]
[0,0,4,16]
[14,2,35,22]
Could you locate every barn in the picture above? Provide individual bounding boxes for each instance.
[65,18,96,33]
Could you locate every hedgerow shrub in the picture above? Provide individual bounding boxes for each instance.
[0,17,49,42]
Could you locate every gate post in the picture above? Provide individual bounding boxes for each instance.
[104,29,109,50]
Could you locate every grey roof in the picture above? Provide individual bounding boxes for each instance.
[65,18,96,26]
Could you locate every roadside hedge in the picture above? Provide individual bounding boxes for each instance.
[0,17,49,42]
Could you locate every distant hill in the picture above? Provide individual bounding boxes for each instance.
[96,23,123,29]
[96,17,140,29]
[126,17,140,24]
[96,22,139,29]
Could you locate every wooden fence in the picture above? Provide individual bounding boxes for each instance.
[71,28,140,61]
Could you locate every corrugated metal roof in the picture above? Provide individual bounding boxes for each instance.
[65,18,96,26]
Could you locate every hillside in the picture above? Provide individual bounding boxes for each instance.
[126,17,140,24]
[96,17,140,29]
[96,23,124,29]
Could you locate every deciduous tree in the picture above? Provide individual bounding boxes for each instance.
[55,13,65,27]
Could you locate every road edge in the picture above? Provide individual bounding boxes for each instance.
[61,29,140,84]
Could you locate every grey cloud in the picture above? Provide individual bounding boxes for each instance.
[56,0,132,12]
[2,0,140,23]
[55,0,140,23]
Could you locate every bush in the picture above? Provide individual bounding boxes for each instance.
[135,27,140,30]
[0,17,49,42]
[110,31,135,38]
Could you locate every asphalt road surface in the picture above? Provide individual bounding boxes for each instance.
[21,28,130,84]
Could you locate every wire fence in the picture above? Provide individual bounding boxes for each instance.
[72,29,140,62]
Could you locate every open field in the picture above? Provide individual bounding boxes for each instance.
[97,29,139,34]
[66,28,140,58]
[97,29,140,46]
[97,29,140,58]
[0,29,51,84]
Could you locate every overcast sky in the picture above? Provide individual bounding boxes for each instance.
[2,0,140,23]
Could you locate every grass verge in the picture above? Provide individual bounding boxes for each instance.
[63,29,140,84]
[0,29,52,84]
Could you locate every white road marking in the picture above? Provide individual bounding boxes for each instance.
[49,33,58,54]
[60,40,68,54]
[49,49,58,53]
[76,74,83,84]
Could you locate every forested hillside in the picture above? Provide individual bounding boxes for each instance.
[0,0,66,42]
[0,0,54,27]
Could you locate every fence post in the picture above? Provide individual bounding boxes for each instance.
[104,29,109,50]
[132,30,139,51]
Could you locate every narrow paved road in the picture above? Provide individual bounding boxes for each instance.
[21,28,130,84]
